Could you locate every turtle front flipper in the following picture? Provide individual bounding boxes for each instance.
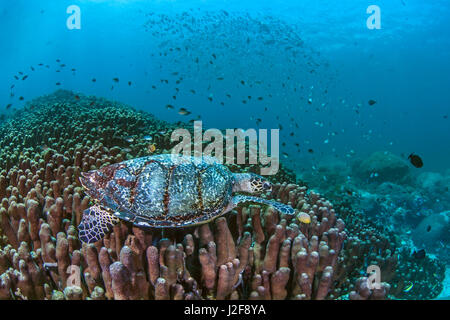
[78,205,120,244]
[232,195,297,216]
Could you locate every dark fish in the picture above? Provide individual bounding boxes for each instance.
[444,115,448,119]
[257,97,263,101]
[412,249,426,260]
[426,225,431,232]
[368,99,377,106]
[14,76,19,80]
[166,104,174,109]
[55,82,61,86]
[178,108,191,116]
[128,81,132,86]
[308,149,314,153]
[30,66,35,71]
[56,59,61,62]
[240,80,245,85]
[74,95,80,100]
[217,77,224,80]
[38,63,44,66]
[72,68,76,72]
[113,78,119,83]
[408,153,423,168]
[6,104,12,109]
[60,64,66,67]
[22,75,28,80]
[92,78,96,82]
[19,72,23,75]
[19,96,24,101]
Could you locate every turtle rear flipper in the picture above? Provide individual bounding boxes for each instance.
[78,205,119,244]
[232,195,296,215]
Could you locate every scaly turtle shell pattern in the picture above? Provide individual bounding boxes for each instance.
[83,155,234,227]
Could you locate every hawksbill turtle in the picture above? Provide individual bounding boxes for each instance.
[78,154,305,243]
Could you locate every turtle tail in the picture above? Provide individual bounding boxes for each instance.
[78,205,120,244]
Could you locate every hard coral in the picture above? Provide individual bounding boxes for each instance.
[0,91,393,300]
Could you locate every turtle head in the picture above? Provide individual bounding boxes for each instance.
[233,173,272,194]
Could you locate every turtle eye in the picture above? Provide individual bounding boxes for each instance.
[263,181,272,191]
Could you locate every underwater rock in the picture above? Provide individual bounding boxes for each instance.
[413,212,450,257]
[352,151,411,185]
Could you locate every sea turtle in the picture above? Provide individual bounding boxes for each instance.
[78,154,302,244]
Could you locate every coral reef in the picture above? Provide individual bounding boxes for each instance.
[0,170,353,299]
[412,211,450,264]
[328,198,445,300]
[1,90,441,300]
[348,276,391,300]
[1,90,371,300]
[297,151,448,299]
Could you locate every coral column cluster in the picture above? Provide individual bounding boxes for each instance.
[0,91,395,300]
[0,148,388,300]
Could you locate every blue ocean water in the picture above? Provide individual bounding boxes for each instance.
[1,1,449,169]
[0,0,449,299]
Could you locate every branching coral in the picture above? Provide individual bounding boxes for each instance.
[0,171,354,300]
[0,90,399,300]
